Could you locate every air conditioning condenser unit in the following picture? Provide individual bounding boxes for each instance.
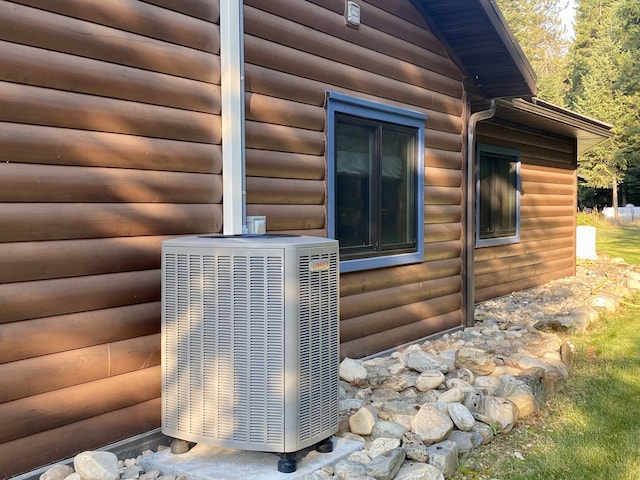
[161,234,340,473]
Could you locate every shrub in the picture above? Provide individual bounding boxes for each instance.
[576,210,603,227]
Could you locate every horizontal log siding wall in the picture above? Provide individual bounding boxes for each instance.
[474,122,577,302]
[0,0,221,476]
[243,0,466,359]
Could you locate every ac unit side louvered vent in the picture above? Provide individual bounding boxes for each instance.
[161,235,339,455]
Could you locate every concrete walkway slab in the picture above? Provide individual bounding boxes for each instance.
[139,437,363,480]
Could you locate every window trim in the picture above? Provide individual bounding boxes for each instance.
[326,91,426,273]
[475,143,521,248]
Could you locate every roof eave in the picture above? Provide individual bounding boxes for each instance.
[411,0,538,99]
[477,0,537,97]
[497,98,614,154]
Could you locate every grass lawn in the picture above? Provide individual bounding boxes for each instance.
[596,225,640,264]
[484,297,640,480]
[455,225,640,480]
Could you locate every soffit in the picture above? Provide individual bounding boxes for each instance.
[410,0,537,99]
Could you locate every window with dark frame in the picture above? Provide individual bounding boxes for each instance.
[476,144,521,246]
[326,92,426,273]
[335,114,416,259]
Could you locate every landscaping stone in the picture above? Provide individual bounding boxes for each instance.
[341,398,366,414]
[436,387,464,404]
[348,451,373,465]
[446,403,475,431]
[471,421,495,445]
[472,376,502,395]
[395,463,444,480]
[445,430,482,457]
[628,277,640,290]
[120,466,143,480]
[560,341,575,370]
[444,378,475,393]
[74,451,119,480]
[168,440,189,455]
[39,464,74,480]
[341,358,369,383]
[369,438,401,459]
[480,396,519,433]
[379,412,414,431]
[350,406,377,436]
[563,305,600,332]
[370,388,402,403]
[382,400,417,416]
[138,471,160,480]
[335,460,368,479]
[591,292,621,312]
[415,371,445,392]
[516,367,547,411]
[454,348,496,375]
[425,441,458,478]
[495,378,536,418]
[365,448,406,480]
[401,431,428,460]
[445,368,475,384]
[406,350,449,374]
[410,404,454,445]
[382,374,417,392]
[372,420,407,440]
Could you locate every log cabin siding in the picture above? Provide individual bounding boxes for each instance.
[474,122,578,302]
[0,334,160,404]
[0,0,220,475]
[2,400,161,480]
[0,237,169,284]
[0,2,218,82]
[0,304,161,364]
[243,0,466,359]
[0,367,161,445]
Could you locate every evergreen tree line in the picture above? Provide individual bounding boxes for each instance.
[496,0,640,209]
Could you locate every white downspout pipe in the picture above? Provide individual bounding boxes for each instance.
[220,0,247,235]
[464,99,496,326]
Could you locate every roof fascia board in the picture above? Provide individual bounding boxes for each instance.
[531,98,614,130]
[500,99,613,136]
[496,98,614,154]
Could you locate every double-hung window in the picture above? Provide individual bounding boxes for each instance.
[326,92,426,273]
[476,144,521,247]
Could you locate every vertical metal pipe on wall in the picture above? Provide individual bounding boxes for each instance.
[464,99,496,326]
[220,0,247,235]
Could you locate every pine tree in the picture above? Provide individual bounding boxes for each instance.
[568,0,639,213]
[615,0,640,204]
[496,0,570,105]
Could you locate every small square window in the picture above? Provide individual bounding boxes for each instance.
[476,144,521,247]
[326,92,426,272]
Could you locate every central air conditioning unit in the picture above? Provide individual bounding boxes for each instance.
[161,234,340,473]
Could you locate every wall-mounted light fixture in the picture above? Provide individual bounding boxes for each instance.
[345,1,360,28]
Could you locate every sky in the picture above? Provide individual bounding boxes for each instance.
[560,0,577,39]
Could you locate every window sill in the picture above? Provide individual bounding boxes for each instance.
[340,250,424,273]
[475,235,520,248]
